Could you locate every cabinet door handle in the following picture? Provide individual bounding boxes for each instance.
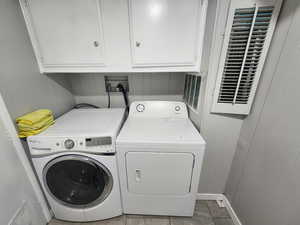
[94,41,99,47]
[135,41,141,47]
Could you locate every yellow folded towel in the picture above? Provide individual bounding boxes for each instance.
[18,120,54,138]
[17,115,54,131]
[16,109,52,126]
[16,109,55,138]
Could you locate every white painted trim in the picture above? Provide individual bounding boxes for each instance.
[195,0,208,72]
[41,66,202,73]
[0,94,52,222]
[19,0,44,72]
[196,193,242,225]
[223,196,242,225]
[196,193,224,201]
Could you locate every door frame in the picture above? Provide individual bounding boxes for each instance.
[0,94,52,222]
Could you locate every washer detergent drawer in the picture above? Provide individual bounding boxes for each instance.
[126,152,194,195]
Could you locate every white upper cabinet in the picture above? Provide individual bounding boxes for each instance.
[22,0,105,70]
[20,0,207,73]
[129,0,201,67]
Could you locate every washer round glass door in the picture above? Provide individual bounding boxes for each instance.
[43,155,113,208]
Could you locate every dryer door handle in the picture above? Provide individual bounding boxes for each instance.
[135,169,142,182]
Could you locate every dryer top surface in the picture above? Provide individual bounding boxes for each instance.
[116,117,205,147]
[117,101,205,147]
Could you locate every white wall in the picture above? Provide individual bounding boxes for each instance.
[0,112,47,225]
[66,73,184,107]
[225,0,292,202]
[0,0,75,120]
[189,0,244,193]
[225,1,300,225]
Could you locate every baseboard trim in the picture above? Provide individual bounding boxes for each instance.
[196,193,242,225]
[196,193,224,201]
[223,196,242,225]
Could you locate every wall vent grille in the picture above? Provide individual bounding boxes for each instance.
[218,6,274,104]
[211,0,282,115]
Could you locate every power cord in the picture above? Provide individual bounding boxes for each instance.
[116,83,129,113]
[73,103,99,109]
[107,88,111,108]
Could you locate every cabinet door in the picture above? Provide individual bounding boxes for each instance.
[26,0,105,67]
[129,0,200,67]
[126,152,194,195]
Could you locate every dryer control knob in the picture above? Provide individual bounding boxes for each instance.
[64,139,75,149]
[175,105,181,111]
[136,104,145,112]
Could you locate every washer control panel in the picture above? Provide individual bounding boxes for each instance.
[86,137,112,147]
[28,135,115,155]
[64,139,75,149]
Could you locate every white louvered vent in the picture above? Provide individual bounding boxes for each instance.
[183,74,202,110]
[212,0,282,115]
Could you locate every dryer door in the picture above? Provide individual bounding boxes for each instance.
[43,155,113,208]
[126,152,194,195]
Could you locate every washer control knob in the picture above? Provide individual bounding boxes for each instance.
[175,105,181,111]
[64,139,75,149]
[136,104,145,112]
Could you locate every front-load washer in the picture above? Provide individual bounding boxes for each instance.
[116,101,206,217]
[27,109,125,222]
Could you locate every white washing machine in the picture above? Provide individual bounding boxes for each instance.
[27,109,125,222]
[116,101,206,217]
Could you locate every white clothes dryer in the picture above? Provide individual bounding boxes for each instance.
[28,109,125,222]
[116,101,206,217]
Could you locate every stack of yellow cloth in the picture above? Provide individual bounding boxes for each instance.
[16,109,55,138]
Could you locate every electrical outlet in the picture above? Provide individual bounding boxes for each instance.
[105,76,129,92]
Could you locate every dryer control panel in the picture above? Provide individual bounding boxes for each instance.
[129,101,188,118]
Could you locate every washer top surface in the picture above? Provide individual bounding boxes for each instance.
[116,101,205,147]
[30,108,125,138]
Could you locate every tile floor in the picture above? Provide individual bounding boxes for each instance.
[48,201,234,225]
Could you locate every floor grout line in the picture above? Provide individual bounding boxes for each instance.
[203,200,214,218]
